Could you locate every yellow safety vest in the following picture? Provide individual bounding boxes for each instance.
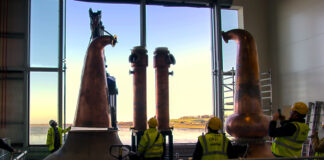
[198,133,229,160]
[46,127,70,151]
[138,128,164,158]
[271,122,309,157]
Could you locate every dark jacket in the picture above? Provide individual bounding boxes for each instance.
[269,118,305,137]
[0,139,14,152]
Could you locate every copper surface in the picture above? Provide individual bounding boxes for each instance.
[130,46,148,131]
[154,47,171,131]
[223,29,269,138]
[44,130,122,160]
[73,35,117,128]
[223,29,272,158]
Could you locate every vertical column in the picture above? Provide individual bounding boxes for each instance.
[58,0,64,128]
[211,2,224,122]
[130,46,148,131]
[154,47,175,131]
[140,0,146,47]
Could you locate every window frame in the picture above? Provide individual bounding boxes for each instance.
[27,0,232,145]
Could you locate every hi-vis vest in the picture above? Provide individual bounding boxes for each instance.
[138,128,164,158]
[198,133,229,160]
[271,122,309,157]
[315,138,324,157]
[46,127,70,151]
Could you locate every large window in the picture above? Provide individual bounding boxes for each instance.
[29,0,238,145]
[29,72,58,144]
[29,0,63,145]
[146,6,212,143]
[30,0,59,68]
[66,1,140,145]
[221,9,239,118]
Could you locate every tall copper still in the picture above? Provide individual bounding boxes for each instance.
[153,47,175,131]
[44,35,122,160]
[129,46,148,131]
[223,29,273,158]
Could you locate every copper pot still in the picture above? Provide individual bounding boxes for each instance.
[44,35,123,160]
[223,29,273,158]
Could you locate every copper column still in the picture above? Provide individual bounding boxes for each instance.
[154,48,175,131]
[223,29,273,158]
[44,35,122,160]
[129,46,148,131]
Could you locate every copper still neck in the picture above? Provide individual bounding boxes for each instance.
[73,35,117,128]
[129,46,148,131]
[223,29,269,138]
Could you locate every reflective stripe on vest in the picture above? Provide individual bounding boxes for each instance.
[271,122,309,157]
[199,133,228,160]
[142,129,164,158]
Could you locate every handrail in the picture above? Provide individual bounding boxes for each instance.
[13,150,27,160]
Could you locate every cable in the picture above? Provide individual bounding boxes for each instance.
[242,143,249,158]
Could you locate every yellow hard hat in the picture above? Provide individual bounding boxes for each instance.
[291,102,308,115]
[207,117,222,130]
[148,117,158,128]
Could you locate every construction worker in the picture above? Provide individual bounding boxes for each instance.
[193,117,237,160]
[270,102,310,157]
[137,117,164,160]
[311,122,324,157]
[46,120,71,153]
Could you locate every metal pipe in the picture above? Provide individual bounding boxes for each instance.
[154,47,175,131]
[211,2,224,122]
[73,35,117,128]
[140,0,146,47]
[129,46,148,131]
[58,0,64,128]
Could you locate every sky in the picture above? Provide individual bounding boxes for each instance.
[29,0,238,124]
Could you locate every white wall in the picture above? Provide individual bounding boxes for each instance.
[269,0,324,108]
[232,0,324,110]
[232,0,271,72]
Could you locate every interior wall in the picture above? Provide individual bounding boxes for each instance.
[232,0,324,113]
[268,0,324,109]
[0,0,28,147]
[232,0,271,72]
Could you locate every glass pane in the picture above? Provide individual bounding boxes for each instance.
[222,9,238,72]
[221,9,238,118]
[30,72,58,145]
[147,6,211,143]
[30,0,59,67]
[66,2,139,145]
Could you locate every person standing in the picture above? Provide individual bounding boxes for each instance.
[270,102,310,157]
[46,120,71,153]
[137,117,164,160]
[193,117,237,160]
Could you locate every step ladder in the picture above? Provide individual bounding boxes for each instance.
[302,101,323,156]
[260,70,272,117]
[222,67,235,119]
[221,69,273,118]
